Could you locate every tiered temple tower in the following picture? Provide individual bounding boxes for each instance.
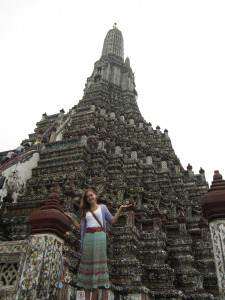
[0,25,220,299]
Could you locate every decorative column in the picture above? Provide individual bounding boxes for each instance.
[115,144,122,155]
[120,114,125,122]
[199,167,206,182]
[148,211,178,296]
[147,122,153,132]
[109,110,115,119]
[129,116,134,125]
[16,192,71,300]
[187,163,194,178]
[109,207,149,298]
[161,161,168,172]
[146,152,152,165]
[58,108,65,122]
[90,103,96,112]
[81,130,88,146]
[98,137,105,150]
[201,171,225,300]
[156,125,161,135]
[164,129,169,139]
[100,106,106,116]
[131,147,137,161]
[174,160,181,174]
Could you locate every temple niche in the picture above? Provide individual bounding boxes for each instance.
[0,24,220,299]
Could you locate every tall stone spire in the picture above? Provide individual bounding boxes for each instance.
[101,23,124,60]
[81,25,139,120]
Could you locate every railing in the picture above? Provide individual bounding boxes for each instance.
[45,140,79,150]
[0,157,19,171]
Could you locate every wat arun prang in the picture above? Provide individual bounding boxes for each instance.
[0,25,220,299]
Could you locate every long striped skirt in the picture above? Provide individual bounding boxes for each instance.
[77,231,110,289]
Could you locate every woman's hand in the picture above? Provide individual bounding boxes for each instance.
[112,204,133,225]
[64,212,73,222]
[64,213,81,231]
[119,204,133,210]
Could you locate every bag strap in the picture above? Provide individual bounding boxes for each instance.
[90,209,105,232]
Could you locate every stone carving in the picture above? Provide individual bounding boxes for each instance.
[0,263,18,287]
[0,240,28,299]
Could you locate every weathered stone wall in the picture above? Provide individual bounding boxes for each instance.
[0,152,39,202]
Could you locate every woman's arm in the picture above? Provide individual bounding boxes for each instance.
[112,204,133,225]
[64,213,81,231]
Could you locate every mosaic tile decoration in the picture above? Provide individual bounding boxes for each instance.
[16,234,63,300]
[0,240,28,298]
[210,220,225,299]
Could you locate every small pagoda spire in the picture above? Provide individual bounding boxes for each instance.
[201,170,225,221]
[187,163,192,170]
[29,192,71,239]
[113,22,118,29]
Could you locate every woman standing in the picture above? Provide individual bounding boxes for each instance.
[64,189,132,300]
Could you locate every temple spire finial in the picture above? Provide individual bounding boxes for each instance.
[101,25,124,60]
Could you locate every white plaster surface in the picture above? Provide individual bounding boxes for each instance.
[0,152,39,202]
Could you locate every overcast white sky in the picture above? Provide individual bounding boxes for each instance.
[0,0,224,184]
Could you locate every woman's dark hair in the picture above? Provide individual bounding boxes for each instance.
[80,189,97,219]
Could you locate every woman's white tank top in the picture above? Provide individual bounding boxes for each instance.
[86,206,103,228]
